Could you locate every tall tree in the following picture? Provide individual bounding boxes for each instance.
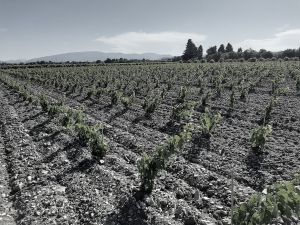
[197,45,203,59]
[218,44,225,53]
[237,47,243,53]
[225,43,233,52]
[182,39,198,60]
[206,46,217,56]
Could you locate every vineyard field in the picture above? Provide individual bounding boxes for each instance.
[0,61,299,225]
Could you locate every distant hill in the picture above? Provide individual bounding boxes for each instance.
[2,59,27,64]
[26,51,172,63]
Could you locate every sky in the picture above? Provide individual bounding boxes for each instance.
[0,0,300,60]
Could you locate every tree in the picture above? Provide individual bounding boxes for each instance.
[104,58,112,63]
[182,39,198,61]
[243,49,257,60]
[259,49,273,59]
[218,44,225,53]
[206,46,217,56]
[225,43,233,52]
[237,47,243,53]
[197,45,203,59]
[282,49,296,58]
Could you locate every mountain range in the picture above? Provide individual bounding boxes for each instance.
[2,51,172,63]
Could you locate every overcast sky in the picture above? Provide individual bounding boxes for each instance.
[0,0,300,60]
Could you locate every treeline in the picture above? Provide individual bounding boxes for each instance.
[177,39,300,62]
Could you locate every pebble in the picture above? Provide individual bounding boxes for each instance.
[27,176,32,182]
[41,170,48,175]
[194,189,200,201]
[145,196,155,207]
[222,218,231,225]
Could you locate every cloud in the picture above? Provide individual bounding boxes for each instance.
[276,24,290,32]
[95,31,206,55]
[236,29,300,51]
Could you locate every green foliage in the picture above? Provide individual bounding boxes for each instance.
[60,109,85,127]
[225,43,233,52]
[87,88,95,99]
[121,95,132,110]
[177,86,187,103]
[39,95,49,112]
[60,112,72,127]
[271,75,285,96]
[138,124,193,194]
[201,91,211,107]
[170,101,195,124]
[74,123,108,158]
[143,97,159,118]
[240,87,247,102]
[200,108,222,137]
[250,125,272,152]
[90,128,108,159]
[229,89,235,110]
[263,97,277,125]
[72,109,85,124]
[110,90,121,106]
[48,104,64,117]
[182,39,198,61]
[233,177,300,225]
[75,123,95,146]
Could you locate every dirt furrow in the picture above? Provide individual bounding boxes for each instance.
[0,122,16,225]
[0,88,80,225]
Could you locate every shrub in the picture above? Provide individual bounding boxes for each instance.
[60,109,85,127]
[48,104,63,117]
[201,91,211,107]
[248,57,257,62]
[250,125,272,152]
[72,109,85,124]
[39,95,49,112]
[197,76,204,88]
[138,124,193,195]
[160,88,166,99]
[229,89,235,110]
[75,123,94,146]
[249,83,255,93]
[201,108,222,137]
[90,128,108,159]
[240,88,247,102]
[232,177,300,225]
[60,112,72,127]
[143,97,159,118]
[86,88,95,99]
[121,95,132,110]
[177,86,187,103]
[170,102,196,124]
[110,90,121,106]
[263,97,277,124]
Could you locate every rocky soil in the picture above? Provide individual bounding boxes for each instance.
[0,66,299,225]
